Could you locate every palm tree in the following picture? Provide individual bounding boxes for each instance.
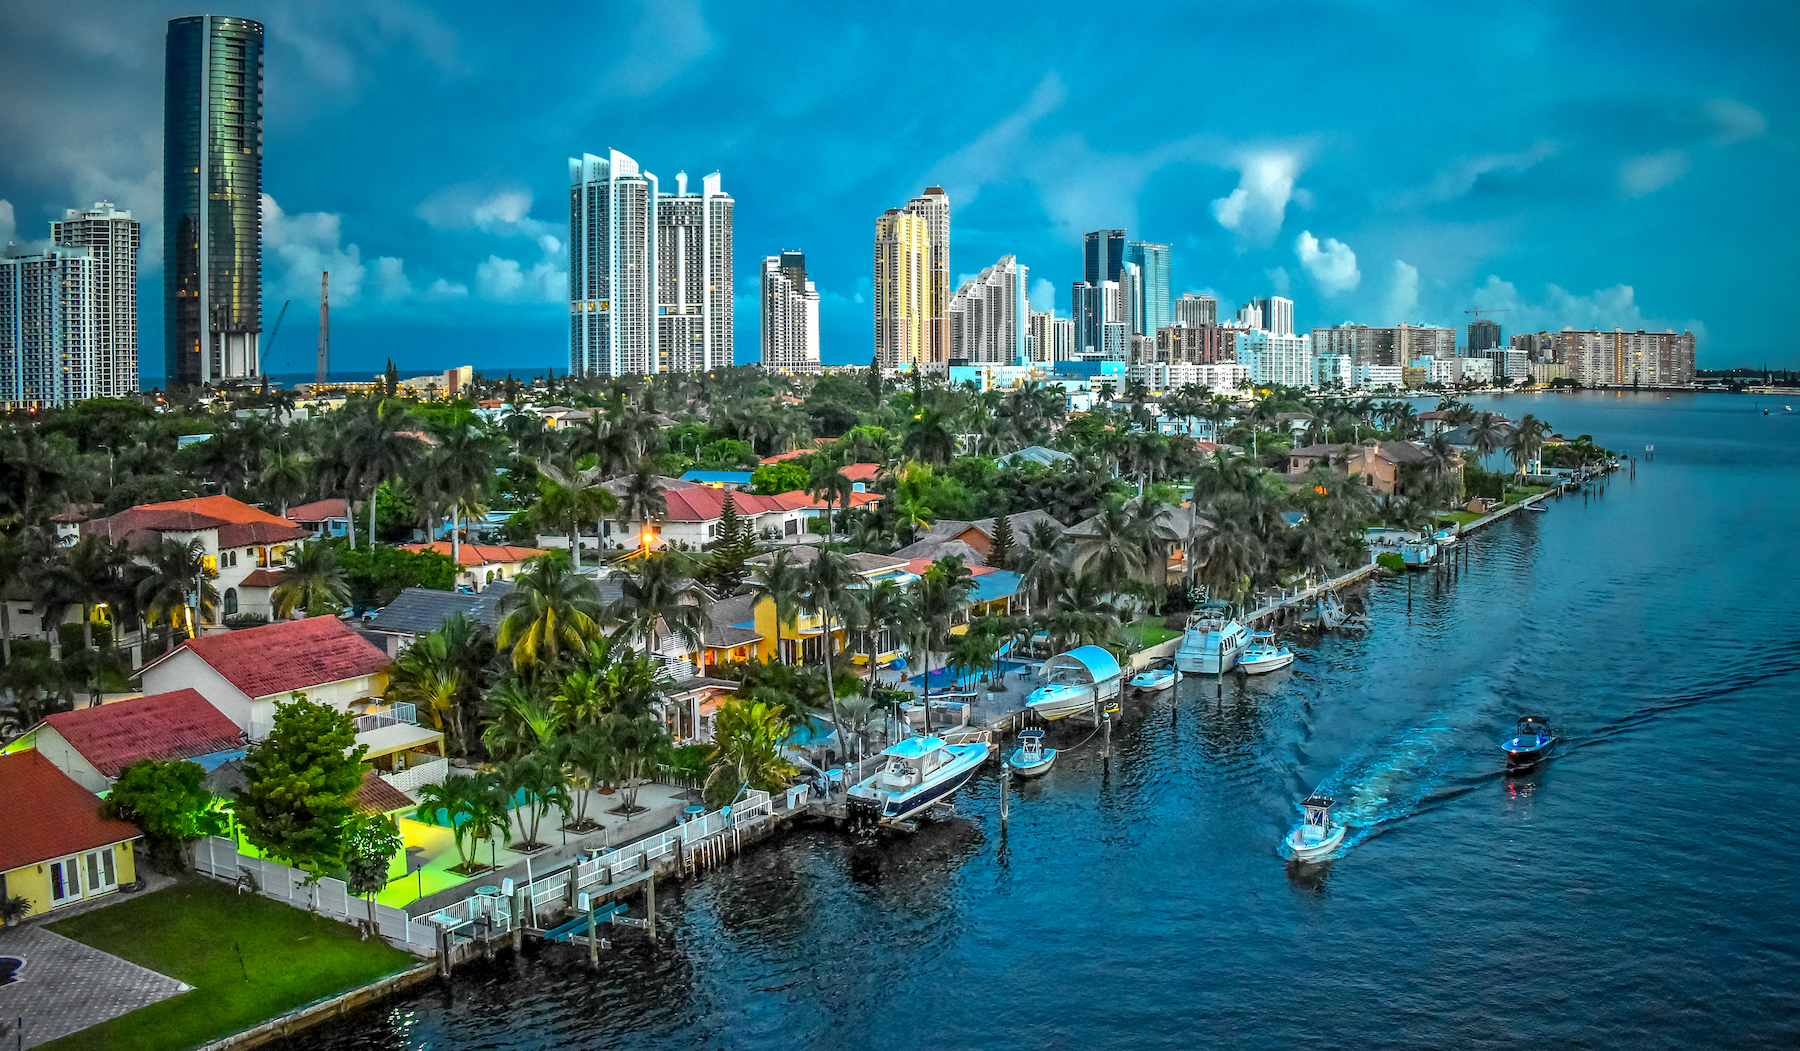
[47,535,128,653]
[385,632,467,754]
[344,398,422,549]
[749,548,808,666]
[616,465,668,553]
[494,753,571,849]
[259,447,310,517]
[912,556,976,731]
[135,538,216,648]
[0,525,31,665]
[608,552,710,666]
[705,697,798,807]
[495,553,603,670]
[534,462,617,571]
[413,773,508,874]
[1469,412,1505,471]
[1505,414,1550,485]
[805,548,857,747]
[1013,519,1069,612]
[1193,494,1267,606]
[1074,498,1147,597]
[559,724,612,829]
[806,451,854,541]
[271,542,350,619]
[482,678,568,757]
[431,423,505,567]
[1423,435,1463,502]
[901,405,957,465]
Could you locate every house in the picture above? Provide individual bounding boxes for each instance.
[561,482,883,554]
[0,750,141,917]
[1346,440,1439,495]
[80,495,312,622]
[286,498,353,539]
[1063,502,1209,585]
[394,543,544,591]
[1287,443,1353,476]
[740,547,918,665]
[916,509,1067,563]
[364,581,515,656]
[138,615,445,790]
[3,688,245,794]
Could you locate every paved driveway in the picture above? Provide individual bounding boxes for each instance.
[0,924,189,1049]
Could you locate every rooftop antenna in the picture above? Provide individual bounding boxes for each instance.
[316,272,330,385]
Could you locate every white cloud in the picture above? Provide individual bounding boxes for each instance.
[1469,274,1703,338]
[1399,141,1559,208]
[1030,277,1057,314]
[1705,99,1766,144]
[474,252,564,303]
[428,278,468,299]
[1295,231,1360,295]
[264,194,369,302]
[1619,150,1690,197]
[416,184,561,241]
[1210,153,1302,246]
[1263,266,1291,297]
[374,256,411,300]
[1384,260,1420,323]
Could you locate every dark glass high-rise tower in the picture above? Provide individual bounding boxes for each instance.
[1083,229,1125,286]
[165,15,263,388]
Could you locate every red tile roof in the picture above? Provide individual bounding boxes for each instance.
[84,495,309,550]
[396,542,544,568]
[840,463,882,482]
[41,689,244,779]
[238,568,287,588]
[902,558,1000,577]
[0,750,141,871]
[351,771,416,815]
[657,487,881,523]
[142,615,392,700]
[286,498,350,522]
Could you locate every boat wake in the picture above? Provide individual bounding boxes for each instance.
[1307,724,1464,854]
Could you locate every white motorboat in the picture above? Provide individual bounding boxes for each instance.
[1027,646,1123,721]
[1006,729,1056,777]
[1174,605,1249,674]
[847,735,989,825]
[1284,794,1347,862]
[1129,662,1178,692]
[1237,634,1295,675]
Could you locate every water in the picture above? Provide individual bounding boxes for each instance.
[293,393,1800,1049]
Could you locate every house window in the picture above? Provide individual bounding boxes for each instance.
[223,588,238,615]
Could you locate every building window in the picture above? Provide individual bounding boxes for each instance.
[223,588,238,615]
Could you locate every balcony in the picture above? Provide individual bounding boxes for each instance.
[352,702,444,772]
[353,702,416,732]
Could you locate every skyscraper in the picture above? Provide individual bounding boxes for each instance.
[52,202,139,398]
[947,255,1029,365]
[165,15,264,388]
[1467,318,1501,352]
[1251,295,1294,336]
[1125,241,1171,334]
[1071,281,1122,358]
[874,209,930,370]
[1174,293,1218,327]
[902,188,951,366]
[1083,229,1125,285]
[761,251,819,374]
[656,171,734,372]
[1,248,95,408]
[569,150,658,376]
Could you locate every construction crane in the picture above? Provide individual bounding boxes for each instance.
[1463,309,1507,319]
[263,299,291,367]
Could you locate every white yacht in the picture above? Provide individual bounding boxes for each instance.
[1174,606,1250,674]
[1026,646,1123,721]
[847,735,989,825]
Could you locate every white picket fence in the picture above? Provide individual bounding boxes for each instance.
[193,838,440,956]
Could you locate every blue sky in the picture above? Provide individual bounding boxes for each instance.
[2,0,1794,379]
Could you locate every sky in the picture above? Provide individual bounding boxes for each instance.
[2,0,1795,380]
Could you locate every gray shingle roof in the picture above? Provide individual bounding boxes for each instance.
[367,581,516,636]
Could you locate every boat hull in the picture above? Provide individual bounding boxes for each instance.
[1285,823,1347,861]
[1175,642,1244,675]
[1028,685,1097,720]
[1007,748,1057,778]
[1239,650,1295,675]
[1130,671,1176,692]
[1504,738,1555,768]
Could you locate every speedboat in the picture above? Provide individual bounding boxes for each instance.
[847,735,988,825]
[1503,715,1556,769]
[1284,795,1347,862]
[1027,646,1123,721]
[1006,729,1056,778]
[1174,605,1250,674]
[1129,662,1178,692]
[1237,634,1295,675]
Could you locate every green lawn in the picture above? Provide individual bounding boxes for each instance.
[1126,616,1182,651]
[43,878,415,1051]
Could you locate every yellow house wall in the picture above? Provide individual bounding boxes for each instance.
[3,841,137,918]
[750,596,846,666]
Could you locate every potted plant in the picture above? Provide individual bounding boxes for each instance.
[1,895,31,927]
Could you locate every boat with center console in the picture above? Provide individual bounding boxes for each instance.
[847,734,989,825]
[1284,794,1347,862]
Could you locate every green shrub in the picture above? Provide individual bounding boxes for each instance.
[1376,552,1406,573]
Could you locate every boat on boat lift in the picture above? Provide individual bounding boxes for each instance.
[847,734,989,825]
[1006,729,1057,778]
[1284,794,1348,862]
[1237,633,1296,675]
[1174,603,1250,674]
[1026,646,1123,721]
[1129,661,1178,692]
[1502,715,1556,769]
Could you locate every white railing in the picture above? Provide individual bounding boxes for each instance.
[355,703,417,733]
[379,756,449,793]
[193,837,439,956]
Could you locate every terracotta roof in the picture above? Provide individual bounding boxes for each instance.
[396,542,544,568]
[84,495,309,550]
[0,750,141,871]
[286,498,350,522]
[142,615,392,700]
[40,689,245,779]
[49,502,100,524]
[840,463,882,482]
[351,771,416,815]
[902,556,1000,577]
[238,568,287,588]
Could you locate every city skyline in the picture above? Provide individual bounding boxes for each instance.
[0,2,1790,378]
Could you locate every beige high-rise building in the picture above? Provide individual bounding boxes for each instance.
[51,201,139,399]
[761,252,819,374]
[904,187,951,366]
[874,209,930,370]
[1559,328,1696,387]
